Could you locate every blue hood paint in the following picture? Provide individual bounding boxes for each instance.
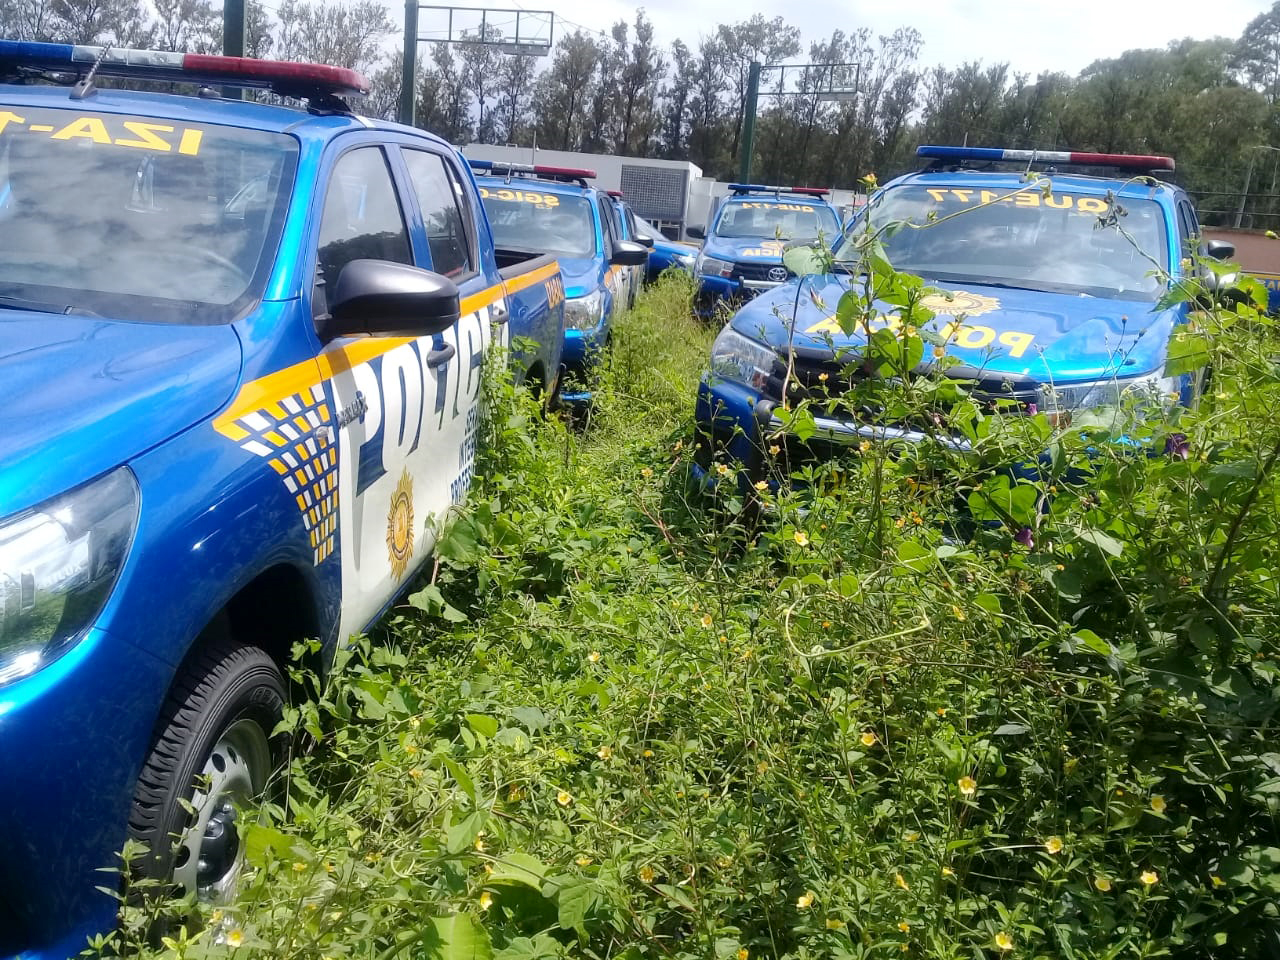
[559,257,604,298]
[0,313,243,514]
[730,276,1175,383]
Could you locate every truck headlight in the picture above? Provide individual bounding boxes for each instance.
[708,326,777,391]
[565,289,605,330]
[674,252,697,269]
[696,255,734,278]
[1040,371,1179,429]
[0,468,139,687]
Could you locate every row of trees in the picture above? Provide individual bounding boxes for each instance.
[6,0,1280,224]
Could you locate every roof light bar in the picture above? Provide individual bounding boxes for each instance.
[916,145,1175,172]
[0,40,369,98]
[468,159,596,185]
[728,182,832,197]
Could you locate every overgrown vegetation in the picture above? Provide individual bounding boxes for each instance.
[95,263,1279,959]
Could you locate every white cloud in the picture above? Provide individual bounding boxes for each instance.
[516,0,1262,76]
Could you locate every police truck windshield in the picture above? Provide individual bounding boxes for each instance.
[715,201,840,241]
[0,105,297,323]
[838,184,1169,301]
[478,188,596,260]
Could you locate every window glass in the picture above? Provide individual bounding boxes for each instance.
[403,149,472,278]
[838,185,1169,302]
[316,147,410,305]
[477,188,597,259]
[0,106,297,324]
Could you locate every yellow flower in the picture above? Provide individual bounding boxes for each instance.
[587,650,601,663]
[701,613,714,628]
[858,440,871,453]
[716,855,734,868]
[576,855,593,866]
[951,604,966,622]
[641,467,654,479]
[1150,795,1167,814]
[1044,836,1063,855]
[673,439,684,452]
[638,865,655,883]
[825,918,843,930]
[933,345,946,359]
[643,748,654,758]
[479,891,493,911]
[225,928,245,948]
[474,837,486,852]
[716,463,731,476]
[894,873,909,890]
[1211,874,1225,888]
[557,791,572,806]
[794,530,810,546]
[822,620,832,629]
[737,950,749,960]
[404,743,419,755]
[905,832,919,842]
[994,931,1013,951]
[409,716,421,729]
[409,768,422,779]
[1094,875,1112,892]
[818,372,829,382]
[757,760,769,774]
[941,865,954,876]
[860,731,877,747]
[292,861,308,873]
[796,890,815,909]
[754,480,768,491]
[936,707,947,717]
[1140,870,1159,886]
[597,746,613,760]
[769,444,781,455]
[898,921,910,933]
[958,776,977,796]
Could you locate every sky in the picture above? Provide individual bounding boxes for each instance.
[508,0,1270,77]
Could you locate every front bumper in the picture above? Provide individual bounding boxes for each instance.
[562,325,607,372]
[0,626,173,958]
[694,272,784,316]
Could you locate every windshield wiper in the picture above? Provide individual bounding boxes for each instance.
[0,295,100,316]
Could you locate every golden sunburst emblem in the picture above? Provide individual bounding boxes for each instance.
[919,290,1000,318]
[386,468,415,579]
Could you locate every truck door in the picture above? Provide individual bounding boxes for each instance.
[311,143,464,640]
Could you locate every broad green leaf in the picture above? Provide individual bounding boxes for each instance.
[782,244,823,277]
[555,880,592,934]
[489,853,550,890]
[467,713,499,738]
[896,540,933,573]
[1165,330,1210,377]
[441,756,477,804]
[1072,629,1112,657]
[1076,528,1124,557]
[446,810,486,854]
[243,825,292,866]
[423,913,493,960]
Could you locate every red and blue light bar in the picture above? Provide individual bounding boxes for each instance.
[728,182,831,197]
[467,159,596,185]
[917,145,1175,172]
[0,40,369,98]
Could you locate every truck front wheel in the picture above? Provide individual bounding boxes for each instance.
[128,639,285,905]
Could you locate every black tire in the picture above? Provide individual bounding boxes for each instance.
[128,638,285,904]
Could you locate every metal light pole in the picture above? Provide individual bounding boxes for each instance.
[399,0,418,125]
[1233,144,1280,229]
[739,61,761,182]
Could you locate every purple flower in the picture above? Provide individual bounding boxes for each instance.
[1014,527,1035,549]
[1164,433,1189,460]
[1026,402,1038,415]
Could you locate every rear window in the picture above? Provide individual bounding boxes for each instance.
[0,104,297,324]
[477,185,596,260]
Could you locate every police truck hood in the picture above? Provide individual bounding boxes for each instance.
[731,276,1177,382]
[0,312,243,512]
[702,237,792,265]
[559,257,606,298]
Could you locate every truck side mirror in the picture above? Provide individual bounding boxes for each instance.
[610,241,649,266]
[686,225,705,240]
[634,232,656,249]
[321,259,460,340]
[1206,239,1235,261]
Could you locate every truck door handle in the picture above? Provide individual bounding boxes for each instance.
[425,343,455,368]
[491,304,510,325]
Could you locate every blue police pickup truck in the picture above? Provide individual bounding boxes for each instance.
[690,183,842,316]
[0,41,566,958]
[468,162,648,403]
[696,146,1226,479]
